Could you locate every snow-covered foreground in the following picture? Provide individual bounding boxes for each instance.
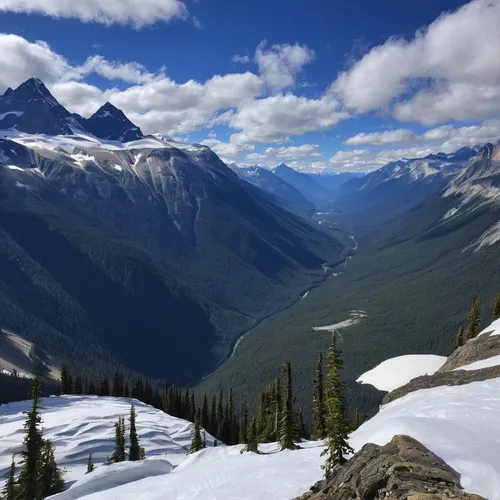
[0,396,215,486]
[356,354,447,392]
[2,379,500,499]
[351,378,500,499]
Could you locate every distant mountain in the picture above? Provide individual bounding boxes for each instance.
[0,78,84,135]
[77,102,144,142]
[0,78,344,385]
[333,148,480,225]
[273,163,332,205]
[236,165,314,210]
[308,172,363,194]
[0,78,144,142]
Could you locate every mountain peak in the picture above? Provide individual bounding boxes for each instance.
[15,77,59,106]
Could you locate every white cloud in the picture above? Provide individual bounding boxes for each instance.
[345,120,500,151]
[332,0,500,124]
[265,144,321,158]
[200,138,254,158]
[255,42,314,90]
[232,54,250,64]
[345,128,417,146]
[228,93,348,144]
[0,0,189,27]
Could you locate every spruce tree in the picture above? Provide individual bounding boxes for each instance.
[210,394,217,437]
[189,413,204,454]
[109,416,125,463]
[242,418,259,454]
[201,395,209,431]
[455,325,464,350]
[312,352,326,440]
[86,453,95,474]
[322,333,353,474]
[279,360,296,450]
[240,401,249,444]
[129,404,141,461]
[1,456,16,500]
[274,377,282,440]
[216,389,224,440]
[493,293,500,320]
[293,407,306,442]
[467,296,481,340]
[38,440,65,498]
[17,377,44,500]
[60,364,69,395]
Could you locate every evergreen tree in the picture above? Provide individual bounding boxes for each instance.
[129,404,141,461]
[38,440,65,498]
[1,456,16,500]
[202,431,207,449]
[455,325,464,350]
[17,377,44,500]
[240,401,249,444]
[279,360,296,450]
[74,375,83,395]
[467,296,481,340]
[293,407,306,442]
[322,334,353,474]
[201,395,209,431]
[210,394,217,437]
[109,416,126,463]
[189,414,204,454]
[274,377,282,440]
[493,293,500,320]
[351,409,365,431]
[312,352,326,440]
[242,418,259,454]
[60,364,70,395]
[86,453,95,474]
[190,392,196,422]
[216,389,224,440]
[99,377,110,397]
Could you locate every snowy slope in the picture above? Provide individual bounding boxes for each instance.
[356,354,447,392]
[0,396,215,486]
[479,318,500,337]
[455,354,500,371]
[350,378,500,499]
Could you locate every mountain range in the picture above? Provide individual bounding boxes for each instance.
[0,78,344,385]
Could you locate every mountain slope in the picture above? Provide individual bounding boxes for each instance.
[273,163,332,205]
[236,165,314,209]
[0,79,344,385]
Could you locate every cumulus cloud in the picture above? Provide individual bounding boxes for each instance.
[232,54,250,64]
[200,138,254,158]
[265,144,321,158]
[255,42,314,90]
[228,93,348,144]
[0,0,189,27]
[332,0,500,124]
[345,120,500,150]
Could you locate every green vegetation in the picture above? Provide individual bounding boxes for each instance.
[129,404,142,461]
[86,453,95,474]
[467,297,481,340]
[312,353,326,440]
[322,334,353,473]
[493,293,500,321]
[455,325,464,350]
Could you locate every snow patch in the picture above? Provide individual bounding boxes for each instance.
[0,111,24,120]
[6,165,23,171]
[313,310,367,333]
[479,318,500,337]
[454,355,500,372]
[356,354,447,392]
[467,221,500,251]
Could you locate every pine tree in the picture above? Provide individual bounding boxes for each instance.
[189,413,204,454]
[467,296,481,340]
[17,377,44,500]
[274,377,282,440]
[210,394,217,437]
[279,360,296,450]
[109,416,125,463]
[293,407,306,442]
[351,409,365,431]
[60,364,69,395]
[38,440,65,498]
[86,453,95,474]
[1,456,16,500]
[242,418,259,453]
[312,352,326,440]
[322,333,353,474]
[493,293,500,320]
[74,375,83,395]
[201,395,209,431]
[216,389,224,441]
[455,325,464,350]
[202,431,207,449]
[240,401,249,444]
[129,404,141,461]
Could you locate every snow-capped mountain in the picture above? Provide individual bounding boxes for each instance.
[236,165,314,209]
[78,102,144,142]
[0,78,83,135]
[0,78,343,387]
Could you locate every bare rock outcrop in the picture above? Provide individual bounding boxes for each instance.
[295,435,484,500]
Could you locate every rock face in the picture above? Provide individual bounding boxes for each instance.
[296,435,484,500]
[382,332,500,404]
[438,332,500,372]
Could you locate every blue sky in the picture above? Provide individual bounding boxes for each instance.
[0,0,499,172]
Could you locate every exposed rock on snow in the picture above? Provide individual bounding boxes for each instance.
[357,354,446,392]
[296,435,484,500]
[313,310,367,333]
[439,327,500,372]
